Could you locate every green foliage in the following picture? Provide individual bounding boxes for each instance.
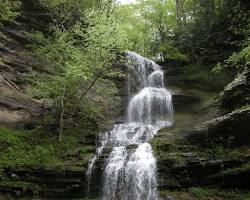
[189,187,217,199]
[39,0,99,9]
[189,187,250,200]
[25,2,127,135]
[160,189,250,200]
[0,126,24,151]
[28,6,126,95]
[79,145,95,156]
[37,0,100,27]
[228,3,250,42]
[0,58,4,65]
[212,4,250,73]
[222,163,250,175]
[182,64,231,91]
[1,144,57,167]
[0,0,21,23]
[115,0,186,61]
[116,5,153,56]
[0,125,94,167]
[116,0,249,67]
[0,126,57,167]
[158,41,188,61]
[225,36,250,67]
[213,38,250,73]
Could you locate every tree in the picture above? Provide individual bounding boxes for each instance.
[176,0,186,27]
[115,0,187,61]
[0,0,20,23]
[27,0,127,141]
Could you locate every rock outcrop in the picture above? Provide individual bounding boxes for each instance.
[0,0,51,126]
[219,67,250,111]
[187,106,250,147]
[0,168,86,199]
[154,64,250,193]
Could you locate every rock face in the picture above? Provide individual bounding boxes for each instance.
[0,0,51,126]
[170,88,201,112]
[0,89,43,126]
[186,67,250,147]
[157,150,250,190]
[153,64,250,193]
[0,168,87,199]
[219,67,250,111]
[187,106,250,147]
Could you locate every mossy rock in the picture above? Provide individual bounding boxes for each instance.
[219,67,250,111]
[187,106,250,147]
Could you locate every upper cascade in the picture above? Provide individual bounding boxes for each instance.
[126,51,173,125]
[126,51,160,95]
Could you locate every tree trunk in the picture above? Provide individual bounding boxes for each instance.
[55,86,65,142]
[70,60,110,118]
[176,0,186,27]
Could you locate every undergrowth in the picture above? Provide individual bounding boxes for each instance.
[0,125,94,168]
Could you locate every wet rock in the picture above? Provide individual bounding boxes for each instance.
[157,149,250,190]
[171,88,201,112]
[165,195,175,200]
[187,106,250,146]
[219,67,250,111]
[0,168,88,199]
[156,66,250,192]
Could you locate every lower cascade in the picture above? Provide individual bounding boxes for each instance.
[87,51,174,200]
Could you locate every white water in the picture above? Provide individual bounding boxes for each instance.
[87,51,173,200]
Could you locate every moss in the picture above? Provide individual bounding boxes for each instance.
[188,187,250,200]
[0,30,14,43]
[0,169,7,181]
[184,89,217,110]
[0,180,41,190]
[159,190,195,200]
[159,189,250,200]
[180,64,232,92]
[161,153,187,167]
[171,112,200,128]
[0,125,95,169]
[0,194,16,200]
[79,145,95,155]
[189,187,218,199]
[0,126,32,151]
[151,137,176,153]
[202,144,250,162]
[222,163,250,175]
[159,177,181,188]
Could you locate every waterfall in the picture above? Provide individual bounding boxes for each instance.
[87,51,173,200]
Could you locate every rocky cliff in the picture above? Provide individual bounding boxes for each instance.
[0,0,50,127]
[152,65,250,199]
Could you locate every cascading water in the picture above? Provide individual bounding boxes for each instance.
[87,51,173,200]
